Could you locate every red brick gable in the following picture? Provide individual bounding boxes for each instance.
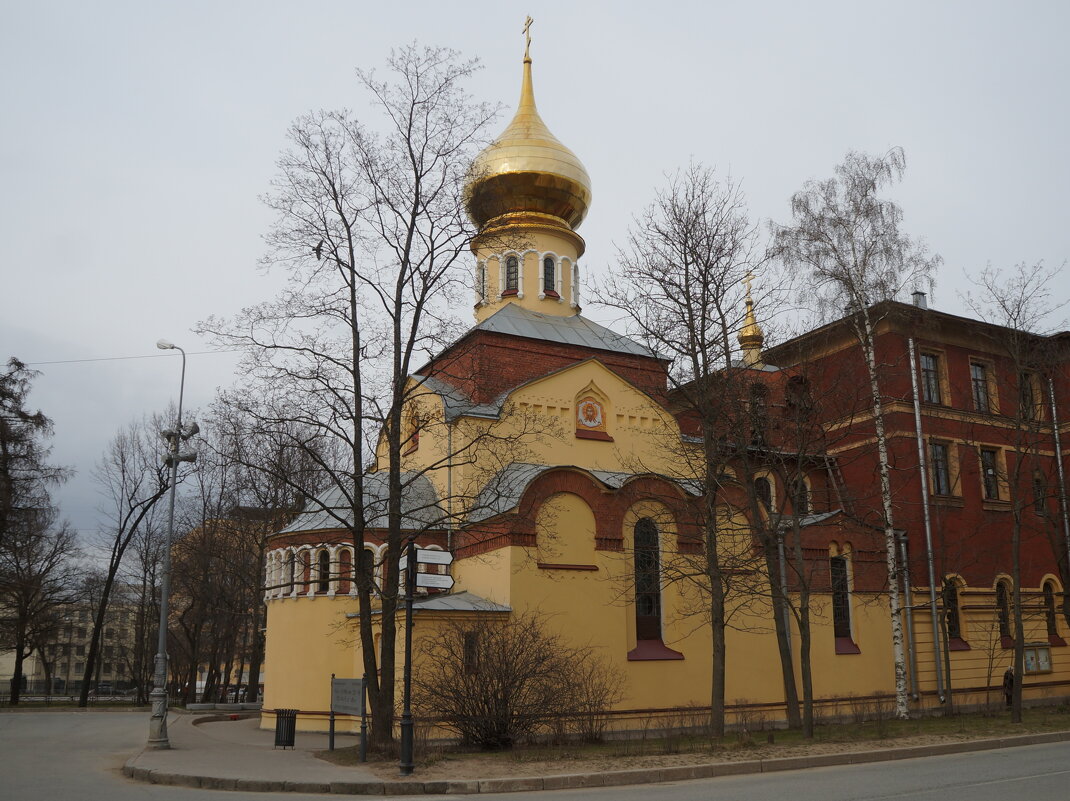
[417,328,670,405]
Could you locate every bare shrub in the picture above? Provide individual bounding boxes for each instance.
[569,656,624,743]
[413,612,621,750]
[732,700,767,746]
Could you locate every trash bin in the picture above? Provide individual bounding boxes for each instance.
[274,708,298,749]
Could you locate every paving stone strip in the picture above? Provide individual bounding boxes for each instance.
[123,729,1070,795]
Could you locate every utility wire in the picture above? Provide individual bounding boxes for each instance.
[25,349,242,367]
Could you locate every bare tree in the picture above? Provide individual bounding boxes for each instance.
[199,44,499,745]
[79,415,173,707]
[118,515,164,704]
[772,148,942,718]
[603,163,780,736]
[965,259,1068,722]
[0,508,77,703]
[204,408,327,703]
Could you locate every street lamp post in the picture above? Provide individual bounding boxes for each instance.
[148,339,197,749]
[64,616,73,697]
[399,535,417,776]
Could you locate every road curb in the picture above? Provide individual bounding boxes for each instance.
[121,728,1070,794]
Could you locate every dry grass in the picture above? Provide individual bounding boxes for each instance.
[317,703,1070,780]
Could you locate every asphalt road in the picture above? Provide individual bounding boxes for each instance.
[2,710,1069,800]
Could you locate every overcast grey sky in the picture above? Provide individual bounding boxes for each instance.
[2,0,1067,539]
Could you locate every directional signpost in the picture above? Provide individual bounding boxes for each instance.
[398,549,456,591]
[399,543,455,775]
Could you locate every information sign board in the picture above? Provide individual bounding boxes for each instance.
[331,677,365,716]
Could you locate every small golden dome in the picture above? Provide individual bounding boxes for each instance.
[738,273,765,367]
[466,56,592,232]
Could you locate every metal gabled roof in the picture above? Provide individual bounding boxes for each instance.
[474,303,657,359]
[346,591,511,617]
[277,472,445,534]
[410,591,511,613]
[410,374,502,422]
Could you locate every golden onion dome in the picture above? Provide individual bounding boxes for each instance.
[466,55,592,232]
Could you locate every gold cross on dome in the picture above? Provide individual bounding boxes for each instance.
[742,271,755,297]
[523,16,534,60]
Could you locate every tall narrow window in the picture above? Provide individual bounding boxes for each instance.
[360,548,376,593]
[1034,473,1048,515]
[996,580,1012,643]
[830,555,851,639]
[463,631,480,674]
[1019,372,1039,421]
[504,255,519,294]
[920,353,942,404]
[476,263,486,302]
[542,256,555,294]
[634,518,661,641]
[754,477,772,509]
[980,449,1000,500]
[1043,582,1059,639]
[785,376,813,418]
[749,383,768,445]
[942,578,962,640]
[287,552,296,593]
[971,362,991,412]
[338,549,352,594]
[317,549,330,593]
[930,442,952,495]
[792,476,809,515]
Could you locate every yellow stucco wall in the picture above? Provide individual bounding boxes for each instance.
[262,594,361,731]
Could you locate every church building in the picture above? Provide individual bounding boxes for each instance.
[260,38,1070,734]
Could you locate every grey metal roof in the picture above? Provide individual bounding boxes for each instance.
[475,303,657,358]
[729,359,782,372]
[467,462,700,523]
[776,510,841,530]
[346,591,511,617]
[411,591,511,613]
[410,374,502,422]
[278,472,445,534]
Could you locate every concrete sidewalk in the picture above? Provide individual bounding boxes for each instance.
[123,713,388,793]
[123,714,1070,795]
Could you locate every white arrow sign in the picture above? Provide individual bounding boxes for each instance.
[416,572,455,590]
[400,550,454,569]
[416,549,453,566]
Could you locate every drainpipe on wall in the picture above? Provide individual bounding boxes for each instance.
[1048,377,1070,581]
[446,419,454,552]
[778,537,791,657]
[908,335,946,703]
[899,532,919,700]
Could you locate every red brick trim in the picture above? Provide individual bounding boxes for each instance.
[537,562,598,571]
[1050,634,1067,647]
[835,636,861,654]
[575,429,613,441]
[627,639,685,661]
[948,636,971,651]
